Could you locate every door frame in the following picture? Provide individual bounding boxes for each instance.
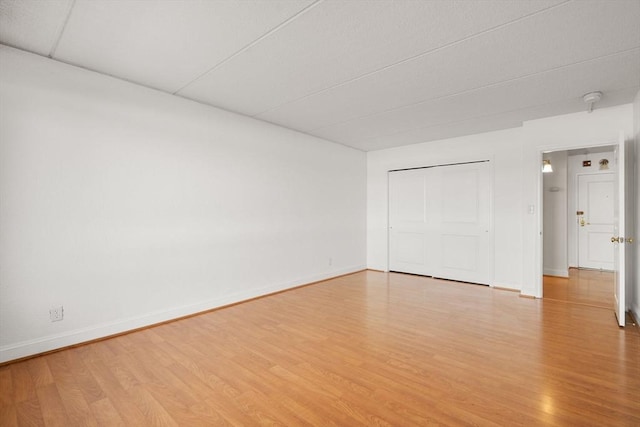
[537,140,622,299]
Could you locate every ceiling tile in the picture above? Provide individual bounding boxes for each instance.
[312,50,640,147]
[257,0,640,132]
[352,88,637,151]
[0,0,72,56]
[53,0,313,92]
[1,0,637,152]
[178,0,564,115]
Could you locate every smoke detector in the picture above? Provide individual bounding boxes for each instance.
[583,91,602,113]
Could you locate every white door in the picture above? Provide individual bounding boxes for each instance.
[577,173,614,270]
[435,163,491,284]
[388,168,432,276]
[389,162,491,285]
[612,134,626,327]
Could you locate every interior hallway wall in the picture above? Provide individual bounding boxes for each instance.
[543,151,568,277]
[368,104,634,298]
[522,104,634,297]
[0,47,367,362]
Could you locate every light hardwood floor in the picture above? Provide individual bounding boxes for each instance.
[543,268,615,309]
[1,270,639,426]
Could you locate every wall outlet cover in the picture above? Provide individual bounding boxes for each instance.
[50,306,64,322]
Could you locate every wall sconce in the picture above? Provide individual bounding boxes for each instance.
[542,159,553,173]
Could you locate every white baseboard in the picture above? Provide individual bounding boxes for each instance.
[543,268,569,277]
[490,282,521,292]
[0,265,365,363]
[632,302,640,326]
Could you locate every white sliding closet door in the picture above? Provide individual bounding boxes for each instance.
[389,162,491,285]
[388,168,432,276]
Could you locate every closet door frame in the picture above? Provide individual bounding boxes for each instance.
[387,160,494,286]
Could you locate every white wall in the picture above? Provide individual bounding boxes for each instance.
[368,104,633,297]
[633,89,640,322]
[367,128,525,290]
[566,149,616,268]
[522,104,634,297]
[0,46,366,363]
[542,151,568,277]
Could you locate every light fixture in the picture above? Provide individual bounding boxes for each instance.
[583,91,602,113]
[542,159,553,173]
[599,158,609,170]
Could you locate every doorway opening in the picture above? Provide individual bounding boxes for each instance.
[543,269,614,309]
[541,145,617,309]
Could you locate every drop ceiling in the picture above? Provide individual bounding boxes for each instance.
[1,0,639,151]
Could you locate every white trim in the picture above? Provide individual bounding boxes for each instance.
[488,156,496,288]
[491,281,520,291]
[536,140,619,298]
[386,170,391,273]
[543,268,569,277]
[633,303,640,326]
[0,265,365,363]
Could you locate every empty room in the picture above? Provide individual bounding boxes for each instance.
[1,0,639,425]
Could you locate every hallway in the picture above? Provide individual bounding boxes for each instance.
[543,268,614,309]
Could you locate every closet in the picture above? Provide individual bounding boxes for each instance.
[389,161,491,285]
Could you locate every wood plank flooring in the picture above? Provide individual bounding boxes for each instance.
[1,270,639,426]
[543,268,614,308]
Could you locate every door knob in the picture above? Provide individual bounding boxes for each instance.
[611,237,621,243]
[626,237,634,244]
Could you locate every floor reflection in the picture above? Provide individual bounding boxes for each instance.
[543,268,614,308]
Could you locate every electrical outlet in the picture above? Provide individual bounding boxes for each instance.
[329,257,333,266]
[50,306,64,322]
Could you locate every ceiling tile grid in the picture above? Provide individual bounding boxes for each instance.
[1,0,638,151]
[178,0,564,115]
[313,50,640,144]
[0,0,72,56]
[53,0,314,93]
[352,87,635,152]
[256,0,640,133]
